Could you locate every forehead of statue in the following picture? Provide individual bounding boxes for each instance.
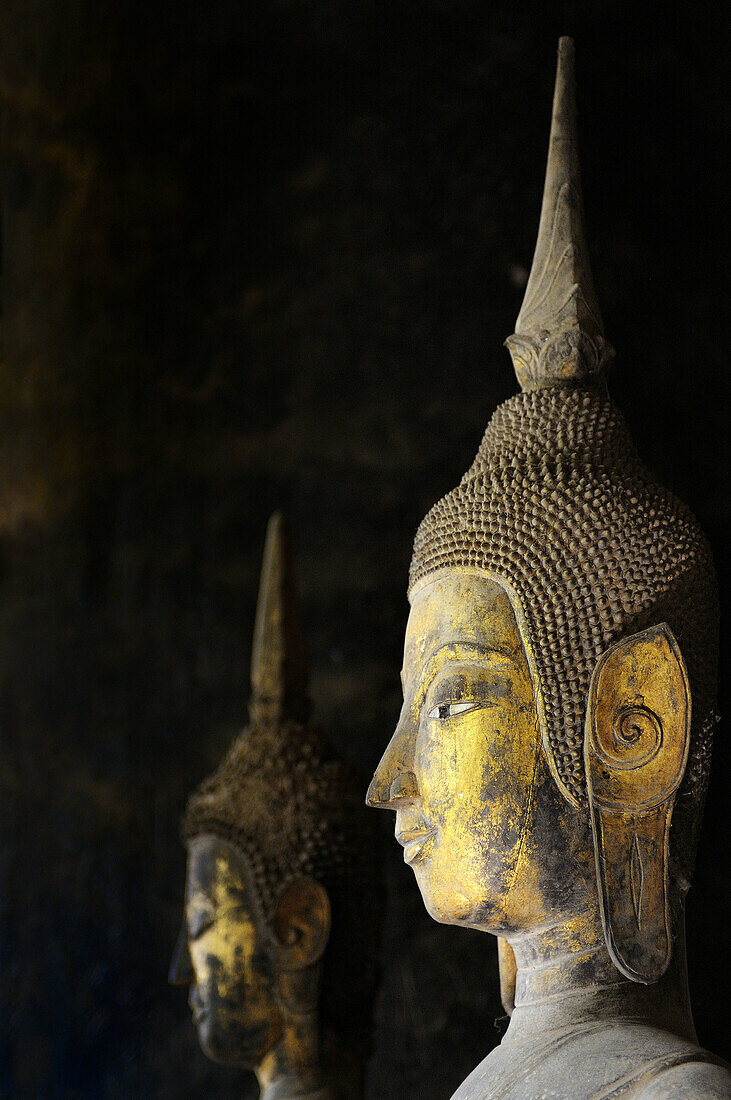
[185,834,255,911]
[404,570,529,683]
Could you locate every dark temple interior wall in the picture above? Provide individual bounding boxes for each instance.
[0,2,728,1097]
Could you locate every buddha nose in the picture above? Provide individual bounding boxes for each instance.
[367,769,419,808]
[169,920,194,985]
[366,719,418,808]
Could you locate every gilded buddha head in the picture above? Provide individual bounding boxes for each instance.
[171,513,379,1100]
[366,38,718,1015]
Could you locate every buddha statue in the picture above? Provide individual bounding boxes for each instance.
[367,37,730,1100]
[170,513,379,1100]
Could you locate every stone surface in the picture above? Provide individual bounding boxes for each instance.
[0,2,728,1097]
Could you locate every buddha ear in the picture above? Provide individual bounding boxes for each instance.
[497,936,517,1017]
[584,623,691,985]
[271,876,331,972]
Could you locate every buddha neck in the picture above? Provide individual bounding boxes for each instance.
[256,1045,331,1100]
[509,911,622,1005]
[505,908,696,1042]
[259,1077,330,1100]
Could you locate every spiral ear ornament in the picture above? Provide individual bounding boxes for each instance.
[597,704,664,771]
[584,624,691,984]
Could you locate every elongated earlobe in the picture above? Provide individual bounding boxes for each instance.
[497,937,517,1016]
[584,624,691,984]
[271,877,331,1017]
[272,877,331,971]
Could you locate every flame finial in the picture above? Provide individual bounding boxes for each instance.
[250,512,310,724]
[505,37,614,391]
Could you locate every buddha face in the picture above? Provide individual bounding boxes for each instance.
[367,570,593,934]
[169,834,282,1066]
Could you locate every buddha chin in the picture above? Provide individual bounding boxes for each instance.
[193,999,271,1068]
[171,834,284,1073]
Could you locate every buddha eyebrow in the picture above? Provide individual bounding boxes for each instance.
[406,641,520,710]
[188,902,249,922]
[403,641,518,684]
[430,641,519,667]
[187,889,216,908]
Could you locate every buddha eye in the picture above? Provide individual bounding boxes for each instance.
[427,700,479,720]
[188,911,216,940]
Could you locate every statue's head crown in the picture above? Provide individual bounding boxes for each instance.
[250,511,310,726]
[410,42,718,880]
[505,36,614,391]
[182,513,374,924]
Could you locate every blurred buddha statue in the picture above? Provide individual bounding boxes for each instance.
[367,37,730,1100]
[171,513,379,1100]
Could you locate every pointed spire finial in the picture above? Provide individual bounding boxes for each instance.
[505,37,614,391]
[250,512,310,724]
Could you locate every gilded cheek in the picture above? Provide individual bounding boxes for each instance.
[248,947,271,986]
[193,930,241,1000]
[228,928,256,989]
[428,747,472,850]
[215,931,237,979]
[189,938,214,984]
[419,745,457,822]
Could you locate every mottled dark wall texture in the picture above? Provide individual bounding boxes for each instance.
[0,1,728,1097]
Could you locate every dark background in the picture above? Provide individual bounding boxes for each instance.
[0,1,728,1097]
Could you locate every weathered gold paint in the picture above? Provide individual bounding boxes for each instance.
[170,834,332,1099]
[367,32,729,1100]
[177,835,283,1068]
[366,570,724,1095]
[364,567,729,1091]
[367,570,596,935]
[586,624,691,984]
[172,512,374,1100]
[366,570,702,988]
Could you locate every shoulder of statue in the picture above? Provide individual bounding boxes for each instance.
[635,1056,731,1099]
